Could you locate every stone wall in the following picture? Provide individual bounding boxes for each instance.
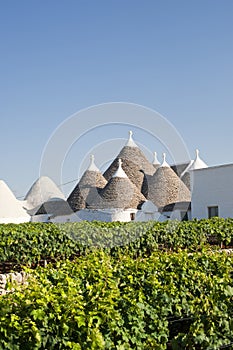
[0,272,27,295]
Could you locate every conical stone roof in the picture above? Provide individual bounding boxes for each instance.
[180,172,191,190]
[145,152,160,196]
[36,199,74,217]
[24,176,65,213]
[103,131,156,194]
[148,153,191,208]
[68,155,107,211]
[171,162,190,189]
[171,162,190,177]
[91,159,146,209]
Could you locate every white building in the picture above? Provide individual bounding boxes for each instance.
[78,208,138,222]
[0,180,30,223]
[2,133,215,224]
[191,163,233,219]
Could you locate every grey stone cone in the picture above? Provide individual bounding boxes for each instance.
[148,164,191,208]
[68,170,107,212]
[89,176,146,210]
[104,147,156,196]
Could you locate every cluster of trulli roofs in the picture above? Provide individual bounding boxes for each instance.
[0,131,208,223]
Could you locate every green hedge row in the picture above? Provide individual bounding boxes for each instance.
[0,249,232,349]
[0,218,233,266]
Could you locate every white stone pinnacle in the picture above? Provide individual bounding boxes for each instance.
[87,154,99,172]
[181,148,208,177]
[153,151,160,165]
[161,153,169,167]
[125,130,138,147]
[112,158,128,178]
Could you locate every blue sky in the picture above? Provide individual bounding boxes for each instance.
[0,0,232,197]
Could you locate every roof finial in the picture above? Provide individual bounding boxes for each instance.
[87,154,99,172]
[152,151,160,165]
[181,148,207,176]
[190,149,207,170]
[125,130,138,147]
[112,158,128,178]
[161,153,169,167]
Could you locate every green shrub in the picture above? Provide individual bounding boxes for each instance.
[0,249,232,349]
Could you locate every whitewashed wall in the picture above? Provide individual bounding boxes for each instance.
[191,164,233,219]
[136,211,167,222]
[51,213,81,223]
[31,213,81,223]
[31,209,138,223]
[78,208,138,222]
[0,216,31,224]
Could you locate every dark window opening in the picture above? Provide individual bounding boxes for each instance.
[130,213,135,221]
[208,206,219,218]
[181,211,188,221]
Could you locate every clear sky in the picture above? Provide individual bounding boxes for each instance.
[0,0,232,197]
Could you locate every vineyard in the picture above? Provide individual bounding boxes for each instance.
[0,218,233,349]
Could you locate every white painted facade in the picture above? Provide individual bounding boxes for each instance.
[51,213,81,223]
[77,208,138,222]
[163,209,192,221]
[191,164,233,219]
[0,216,30,224]
[135,200,167,222]
[32,207,172,223]
[136,211,167,222]
[31,213,81,223]
[0,181,31,224]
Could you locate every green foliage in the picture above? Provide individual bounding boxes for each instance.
[1,217,233,267]
[0,218,233,348]
[0,250,233,349]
